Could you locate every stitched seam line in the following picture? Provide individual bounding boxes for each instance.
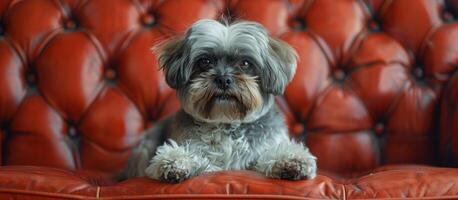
[96,186,101,199]
[342,184,347,200]
[2,188,458,200]
[0,188,97,199]
[96,194,328,200]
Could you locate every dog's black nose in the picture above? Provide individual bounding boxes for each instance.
[214,75,233,90]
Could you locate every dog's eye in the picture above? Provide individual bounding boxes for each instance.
[240,60,251,68]
[198,58,212,68]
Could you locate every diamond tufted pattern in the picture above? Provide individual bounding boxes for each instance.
[0,0,458,199]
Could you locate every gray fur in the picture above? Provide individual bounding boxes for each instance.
[263,38,297,95]
[158,19,297,94]
[157,37,191,89]
[125,19,316,183]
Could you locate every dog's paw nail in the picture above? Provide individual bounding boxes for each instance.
[275,158,316,181]
[280,168,300,180]
[162,167,189,183]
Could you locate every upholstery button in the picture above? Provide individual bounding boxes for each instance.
[105,68,116,80]
[368,20,381,32]
[293,123,304,135]
[68,126,78,137]
[413,67,424,79]
[64,19,78,30]
[290,18,306,31]
[442,11,454,22]
[26,71,37,85]
[374,122,384,135]
[332,69,346,82]
[141,13,156,27]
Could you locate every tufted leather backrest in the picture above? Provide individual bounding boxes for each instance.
[0,0,457,176]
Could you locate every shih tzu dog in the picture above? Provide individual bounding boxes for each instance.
[124,19,317,183]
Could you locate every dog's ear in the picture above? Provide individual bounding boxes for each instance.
[261,37,297,95]
[155,36,191,89]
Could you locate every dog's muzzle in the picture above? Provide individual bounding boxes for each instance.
[214,75,234,90]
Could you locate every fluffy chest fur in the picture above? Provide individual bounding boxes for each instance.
[169,108,288,171]
[185,124,253,170]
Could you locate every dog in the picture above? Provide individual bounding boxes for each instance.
[124,19,317,183]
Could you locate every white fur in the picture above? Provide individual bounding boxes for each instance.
[255,140,317,179]
[144,140,211,181]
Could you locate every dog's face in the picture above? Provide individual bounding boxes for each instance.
[157,19,297,123]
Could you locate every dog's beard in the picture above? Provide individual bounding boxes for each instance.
[182,72,263,123]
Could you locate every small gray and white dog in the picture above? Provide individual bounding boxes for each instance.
[125,19,317,183]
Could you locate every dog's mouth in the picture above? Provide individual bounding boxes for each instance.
[213,94,237,101]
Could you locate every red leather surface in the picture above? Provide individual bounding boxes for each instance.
[0,0,457,199]
[1,0,456,175]
[1,165,458,200]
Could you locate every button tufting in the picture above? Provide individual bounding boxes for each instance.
[26,71,37,85]
[68,126,78,137]
[293,123,304,135]
[290,18,306,31]
[368,20,381,32]
[413,67,424,79]
[442,11,455,22]
[105,68,116,80]
[332,69,346,82]
[374,122,384,135]
[141,13,156,27]
[64,19,78,30]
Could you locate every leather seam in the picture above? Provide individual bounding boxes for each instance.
[0,189,330,200]
[348,197,458,200]
[0,188,97,199]
[342,183,347,200]
[2,188,458,200]
[96,186,101,199]
[96,194,327,200]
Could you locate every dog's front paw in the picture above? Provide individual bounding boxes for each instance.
[272,157,316,180]
[143,141,208,183]
[145,160,191,183]
[255,141,317,181]
[148,160,190,183]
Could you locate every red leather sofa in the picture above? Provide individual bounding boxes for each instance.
[1,0,458,199]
